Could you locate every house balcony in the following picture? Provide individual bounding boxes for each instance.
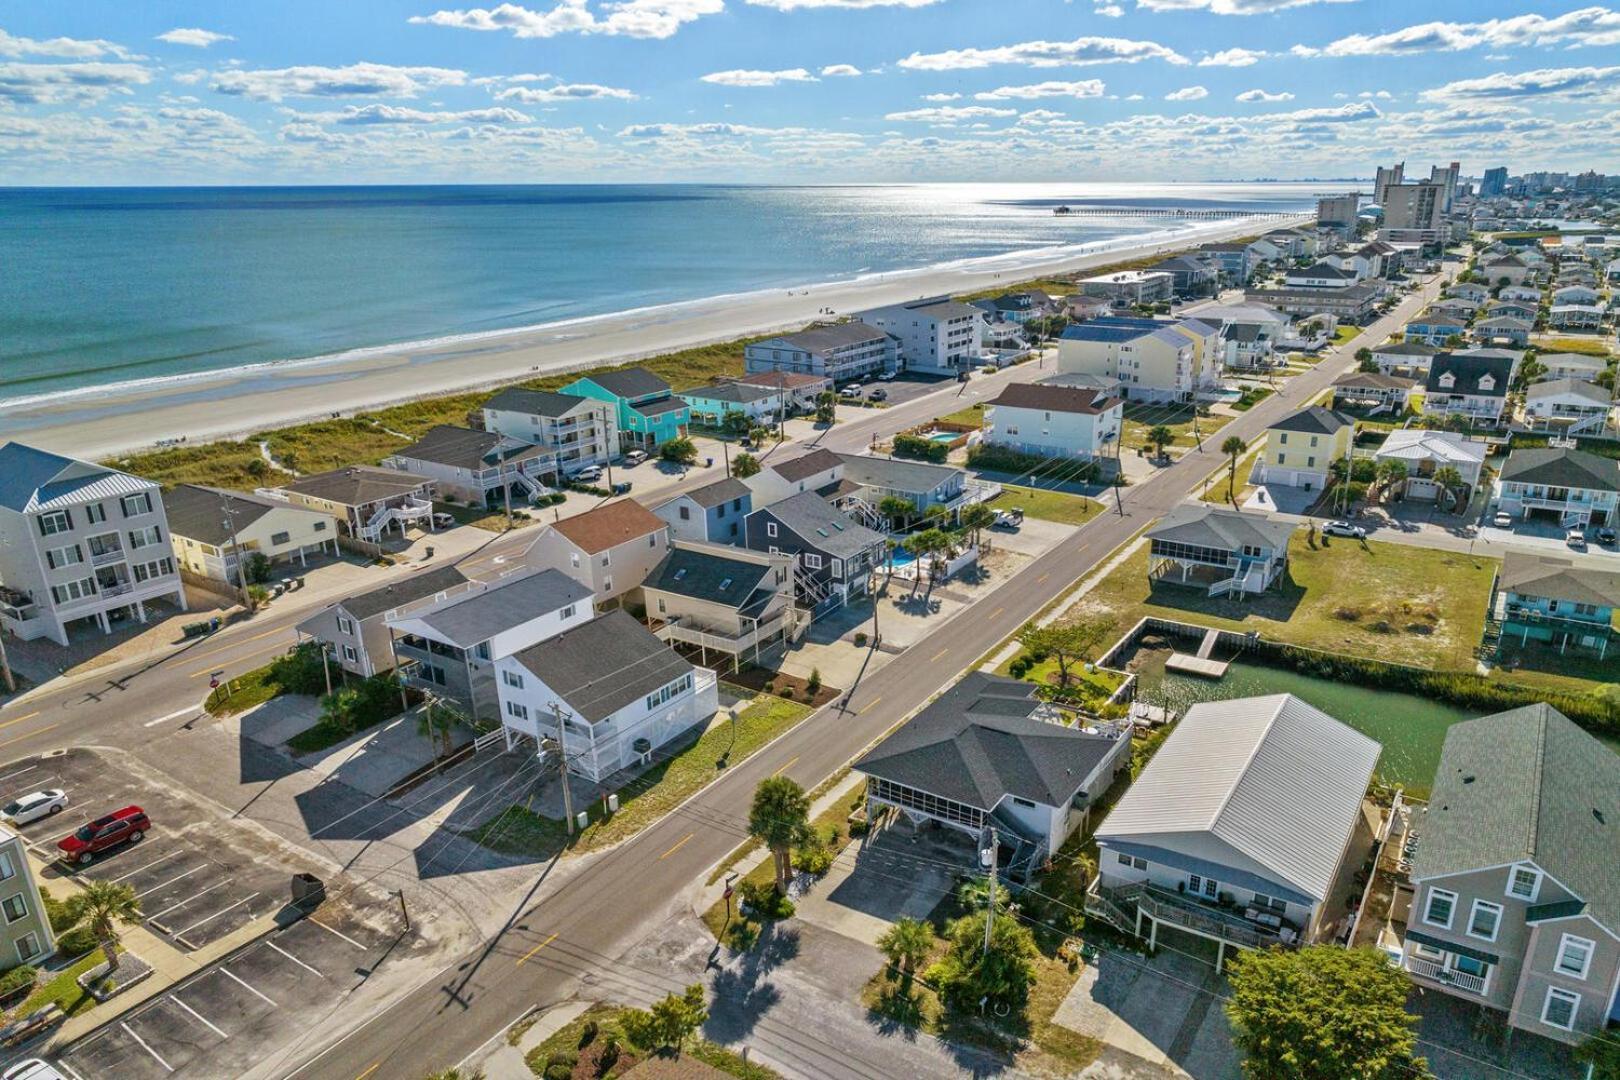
[652,607,806,658]
[1406,955,1487,995]
[1090,882,1296,951]
[0,587,36,622]
[90,546,127,567]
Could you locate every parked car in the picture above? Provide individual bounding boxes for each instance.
[1567,528,1588,550]
[840,385,863,398]
[57,806,149,866]
[1598,526,1618,546]
[1322,520,1367,539]
[572,465,603,483]
[1492,511,1513,528]
[430,512,456,530]
[622,449,648,466]
[867,388,888,402]
[2,790,67,827]
[3,1061,67,1080]
[991,508,1024,529]
[878,371,899,382]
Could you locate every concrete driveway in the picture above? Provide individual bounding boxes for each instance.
[793,817,963,947]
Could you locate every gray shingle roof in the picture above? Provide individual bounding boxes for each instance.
[482,387,592,418]
[679,477,752,510]
[1499,552,1620,610]
[1333,371,1416,392]
[761,491,885,558]
[1148,503,1296,554]
[1374,341,1440,357]
[764,322,890,354]
[339,564,470,622]
[645,546,776,611]
[283,466,432,506]
[1499,447,1619,492]
[582,367,670,399]
[1526,378,1611,405]
[509,609,690,724]
[403,569,592,647]
[989,382,1119,415]
[163,484,278,546]
[1269,406,1354,436]
[682,382,781,406]
[1412,705,1620,933]
[854,672,1123,810]
[632,396,689,419]
[836,453,962,496]
[770,448,843,483]
[393,426,548,471]
[1425,352,1513,399]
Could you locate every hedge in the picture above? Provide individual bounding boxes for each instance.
[891,432,950,463]
[966,443,1102,483]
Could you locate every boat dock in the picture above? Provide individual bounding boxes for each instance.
[1165,628,1230,678]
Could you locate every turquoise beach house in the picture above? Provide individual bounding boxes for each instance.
[559,367,690,454]
[1489,552,1620,661]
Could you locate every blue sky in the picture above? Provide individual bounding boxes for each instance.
[2,0,1618,184]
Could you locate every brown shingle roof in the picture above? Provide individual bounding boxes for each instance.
[989,382,1120,415]
[549,499,666,554]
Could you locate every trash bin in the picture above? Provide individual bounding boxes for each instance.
[291,872,325,909]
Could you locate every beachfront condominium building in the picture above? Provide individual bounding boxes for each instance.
[1403,705,1620,1046]
[1243,285,1379,323]
[0,825,55,967]
[1480,167,1508,198]
[1430,161,1461,214]
[164,484,339,587]
[743,323,898,384]
[982,382,1123,462]
[1316,193,1360,232]
[1057,317,1220,403]
[480,388,617,478]
[0,442,187,647]
[1378,181,1446,245]
[1373,162,1405,205]
[1078,270,1174,306]
[854,297,984,376]
[558,368,690,452]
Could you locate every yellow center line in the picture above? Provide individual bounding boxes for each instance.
[988,607,1005,620]
[516,931,559,965]
[0,722,58,748]
[928,648,949,663]
[770,756,799,778]
[0,711,41,730]
[857,696,882,715]
[1036,573,1050,585]
[184,624,291,663]
[658,832,695,861]
[187,639,289,677]
[354,1065,381,1080]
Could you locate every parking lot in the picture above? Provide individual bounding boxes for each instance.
[53,899,411,1079]
[3,748,311,952]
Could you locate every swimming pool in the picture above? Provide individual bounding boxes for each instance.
[927,431,961,443]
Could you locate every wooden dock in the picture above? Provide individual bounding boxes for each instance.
[1167,632,1230,679]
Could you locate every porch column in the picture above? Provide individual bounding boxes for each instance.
[1148,915,1158,952]
[135,600,147,624]
[96,610,111,634]
[1134,905,1144,939]
[1215,941,1226,975]
[299,547,308,567]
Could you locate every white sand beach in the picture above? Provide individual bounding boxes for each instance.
[6,213,1307,459]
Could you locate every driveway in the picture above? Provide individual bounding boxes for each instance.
[793,817,963,947]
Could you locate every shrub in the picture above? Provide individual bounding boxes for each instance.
[244,552,274,585]
[55,926,100,959]
[268,642,331,696]
[546,1050,578,1073]
[1008,656,1030,678]
[891,432,949,463]
[39,888,73,934]
[579,1019,598,1047]
[0,965,37,1000]
[807,668,822,695]
[738,879,795,919]
[853,632,868,648]
[795,839,834,876]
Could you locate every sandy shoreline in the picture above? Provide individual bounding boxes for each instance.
[6,213,1308,459]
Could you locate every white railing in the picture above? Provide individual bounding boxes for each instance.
[1406,956,1487,994]
[90,547,126,567]
[656,608,795,654]
[360,496,434,540]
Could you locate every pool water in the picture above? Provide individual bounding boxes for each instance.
[927,431,961,443]
[887,548,918,567]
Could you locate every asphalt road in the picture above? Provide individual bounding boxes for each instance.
[278,274,1449,1079]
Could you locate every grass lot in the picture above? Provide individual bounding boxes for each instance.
[18,947,120,1020]
[1333,324,1363,345]
[525,1002,780,1079]
[1065,535,1498,671]
[956,277,1076,303]
[113,441,289,491]
[261,418,410,475]
[468,692,815,858]
[993,483,1102,525]
[435,499,548,534]
[1229,386,1273,412]
[1120,402,1233,452]
[1535,337,1614,358]
[935,403,986,428]
[992,653,1124,707]
[1200,443,1261,506]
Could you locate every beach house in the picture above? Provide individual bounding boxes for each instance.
[1423,352,1514,427]
[735,370,832,412]
[653,477,753,545]
[1404,312,1468,347]
[1257,406,1355,492]
[1194,304,1289,371]
[1489,553,1619,660]
[1496,447,1620,528]
[0,442,187,647]
[559,368,690,453]
[1077,270,1173,306]
[295,564,469,679]
[382,425,557,507]
[1536,353,1608,384]
[1403,705,1620,1045]
[493,609,717,784]
[266,466,437,543]
[1330,371,1415,414]
[164,484,339,587]
[642,542,802,670]
[1057,317,1219,404]
[1148,255,1219,295]
[742,448,845,509]
[1472,316,1533,348]
[1548,305,1605,332]
[1195,241,1256,283]
[1242,284,1377,322]
[1524,380,1615,435]
[744,491,885,615]
[680,381,790,428]
[1373,429,1486,503]
[854,296,984,377]
[982,382,1123,462]
[1146,504,1295,596]
[855,672,1131,875]
[523,498,669,606]
[479,387,617,478]
[1090,694,1380,971]
[835,454,977,521]
[1370,341,1441,378]
[743,323,897,384]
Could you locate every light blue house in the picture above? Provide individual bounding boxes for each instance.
[1490,552,1619,660]
[1404,313,1468,346]
[559,367,690,453]
[653,477,753,545]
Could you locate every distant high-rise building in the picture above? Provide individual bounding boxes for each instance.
[1429,161,1460,213]
[1316,192,1359,230]
[1574,170,1606,192]
[1373,162,1405,205]
[1479,167,1508,198]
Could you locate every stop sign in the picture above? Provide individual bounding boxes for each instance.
[209,676,219,689]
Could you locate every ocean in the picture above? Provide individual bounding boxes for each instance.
[0,182,1318,407]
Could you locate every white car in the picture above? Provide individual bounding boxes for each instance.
[3,790,67,826]
[1492,511,1513,528]
[3,1062,66,1080]
[430,512,457,530]
[1322,520,1367,539]
[1567,529,1588,550]
[878,371,898,382]
[840,385,863,398]
[572,465,604,483]
[622,449,648,466]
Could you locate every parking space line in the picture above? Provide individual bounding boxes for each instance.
[53,1061,86,1080]
[136,865,207,899]
[308,917,368,950]
[220,967,278,1006]
[147,880,230,924]
[172,892,260,942]
[266,940,324,977]
[107,848,185,883]
[0,765,38,785]
[121,1021,174,1072]
[171,995,228,1038]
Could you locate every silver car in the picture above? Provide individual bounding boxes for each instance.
[3,789,68,826]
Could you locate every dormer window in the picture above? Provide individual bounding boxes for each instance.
[1479,375,1495,391]
[1437,373,1456,389]
[1507,865,1542,902]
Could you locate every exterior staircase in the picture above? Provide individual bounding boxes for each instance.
[842,495,884,531]
[793,561,834,614]
[359,497,433,541]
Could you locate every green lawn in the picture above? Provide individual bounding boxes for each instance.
[18,947,120,1020]
[992,653,1124,707]
[1066,535,1498,671]
[113,441,289,491]
[1333,325,1363,345]
[935,403,986,427]
[993,483,1102,525]
[1120,403,1233,451]
[525,1003,781,1079]
[1535,337,1614,358]
[468,692,815,858]
[1200,443,1261,506]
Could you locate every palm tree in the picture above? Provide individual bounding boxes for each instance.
[66,879,142,975]
[878,495,914,531]
[1431,465,1466,513]
[1220,436,1247,502]
[1374,459,1407,502]
[1146,424,1174,461]
[959,503,995,548]
[748,777,811,895]
[418,695,465,759]
[877,917,934,981]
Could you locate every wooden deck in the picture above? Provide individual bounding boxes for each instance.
[1165,651,1230,678]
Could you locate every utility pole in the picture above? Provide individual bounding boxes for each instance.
[722,437,731,479]
[220,492,249,603]
[395,888,410,931]
[982,827,998,958]
[0,626,15,695]
[553,702,575,833]
[503,471,513,531]
[320,642,333,696]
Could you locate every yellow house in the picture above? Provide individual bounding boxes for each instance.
[1259,407,1355,492]
[166,484,340,585]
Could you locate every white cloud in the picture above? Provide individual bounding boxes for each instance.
[1136,0,1355,13]
[700,68,818,87]
[748,0,941,8]
[0,28,141,60]
[884,104,1019,122]
[0,61,152,104]
[1421,65,1620,101]
[1198,48,1265,67]
[1358,90,1392,99]
[296,104,533,124]
[1294,9,1620,59]
[496,82,638,101]
[1235,88,1293,102]
[1165,85,1208,101]
[1124,92,1144,100]
[921,92,961,101]
[206,62,468,101]
[820,64,862,77]
[618,120,811,137]
[1094,2,1125,15]
[897,36,1188,71]
[409,0,723,40]
[974,79,1105,100]
[156,28,235,48]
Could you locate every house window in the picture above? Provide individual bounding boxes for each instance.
[1467,899,1503,941]
[16,933,39,963]
[45,545,83,570]
[1507,866,1542,902]
[831,558,844,578]
[85,503,107,525]
[1187,874,1218,899]
[767,522,778,538]
[128,525,162,550]
[338,616,354,635]
[502,669,524,689]
[561,604,576,619]
[601,553,611,567]
[342,645,358,663]
[271,531,290,545]
[1556,935,1595,980]
[1010,796,1036,808]
[314,521,327,532]
[1412,941,1444,962]
[802,554,823,570]
[1251,893,1286,914]
[1116,853,1133,867]
[0,852,12,882]
[475,642,491,661]
[1423,888,1457,929]
[570,552,581,568]
[49,578,97,605]
[649,535,658,548]
[38,510,72,536]
[1,893,27,923]
[121,492,154,517]
[1541,988,1580,1031]
[505,700,529,722]
[679,506,691,521]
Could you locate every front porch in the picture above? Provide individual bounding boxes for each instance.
[1086,880,1295,973]
[650,606,808,672]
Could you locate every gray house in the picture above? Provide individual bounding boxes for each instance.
[1091,694,1381,971]
[1146,504,1296,596]
[295,564,469,679]
[1404,705,1620,1045]
[743,491,885,615]
[653,477,753,545]
[643,542,800,670]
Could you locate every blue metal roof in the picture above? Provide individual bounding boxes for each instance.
[1060,323,1155,344]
